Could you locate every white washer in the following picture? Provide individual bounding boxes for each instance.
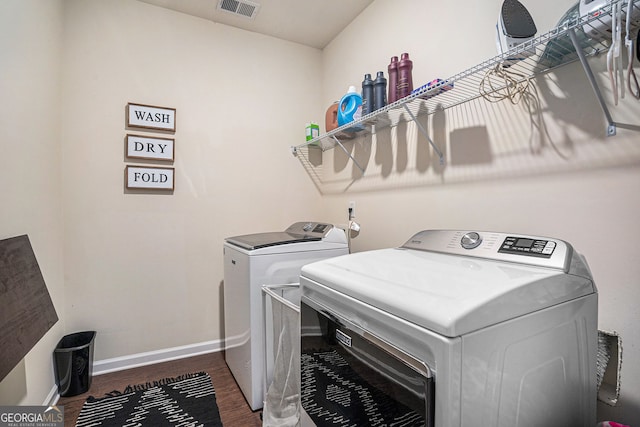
[300,230,598,426]
[223,222,348,410]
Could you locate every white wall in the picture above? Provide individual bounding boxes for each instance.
[2,0,325,406]
[2,1,638,422]
[317,0,640,424]
[59,0,323,360]
[0,0,66,405]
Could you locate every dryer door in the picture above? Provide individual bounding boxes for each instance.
[301,299,434,427]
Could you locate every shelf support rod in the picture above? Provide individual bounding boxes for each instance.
[568,28,616,136]
[331,135,365,174]
[402,104,445,164]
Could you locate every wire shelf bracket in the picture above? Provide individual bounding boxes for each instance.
[402,103,445,165]
[332,135,365,174]
[568,28,617,136]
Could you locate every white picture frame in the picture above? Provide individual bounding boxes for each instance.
[126,134,175,162]
[126,102,176,132]
[125,165,175,190]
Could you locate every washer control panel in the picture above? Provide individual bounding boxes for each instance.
[498,236,556,258]
[402,230,572,271]
[461,232,483,249]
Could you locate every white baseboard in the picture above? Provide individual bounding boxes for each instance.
[45,386,60,407]
[93,339,224,375]
[48,339,224,406]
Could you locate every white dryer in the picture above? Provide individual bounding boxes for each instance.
[299,230,598,427]
[223,222,348,410]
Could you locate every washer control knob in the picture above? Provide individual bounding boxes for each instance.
[461,232,482,249]
[303,222,314,232]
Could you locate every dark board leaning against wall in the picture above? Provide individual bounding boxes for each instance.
[0,235,58,381]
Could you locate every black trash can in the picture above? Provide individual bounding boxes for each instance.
[53,331,96,397]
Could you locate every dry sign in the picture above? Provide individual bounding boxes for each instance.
[126,134,174,162]
[127,103,176,132]
[126,166,174,190]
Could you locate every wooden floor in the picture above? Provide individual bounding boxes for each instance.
[57,351,262,427]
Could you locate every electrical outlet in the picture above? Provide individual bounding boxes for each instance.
[348,201,356,220]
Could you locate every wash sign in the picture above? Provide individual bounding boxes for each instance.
[127,103,176,132]
[126,135,174,161]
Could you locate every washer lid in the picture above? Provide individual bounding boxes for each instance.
[225,222,336,251]
[300,246,595,337]
[226,231,321,251]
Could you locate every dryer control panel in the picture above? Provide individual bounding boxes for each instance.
[287,222,332,237]
[498,236,556,258]
[402,230,572,271]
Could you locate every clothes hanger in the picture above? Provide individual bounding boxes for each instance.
[625,0,640,98]
[608,1,624,105]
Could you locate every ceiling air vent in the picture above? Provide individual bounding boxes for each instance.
[218,0,260,19]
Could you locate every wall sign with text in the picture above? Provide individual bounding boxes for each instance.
[126,165,174,190]
[127,103,176,132]
[126,134,175,162]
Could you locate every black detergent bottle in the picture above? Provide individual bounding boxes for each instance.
[361,74,374,116]
[373,71,387,111]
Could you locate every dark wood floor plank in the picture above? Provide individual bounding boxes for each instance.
[57,351,261,427]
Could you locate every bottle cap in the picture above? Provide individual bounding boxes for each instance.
[347,85,357,93]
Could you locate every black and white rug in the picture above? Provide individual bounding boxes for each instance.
[75,372,222,427]
[301,350,425,427]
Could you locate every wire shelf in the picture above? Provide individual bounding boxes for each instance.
[292,0,640,159]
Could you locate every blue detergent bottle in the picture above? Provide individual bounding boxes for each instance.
[337,86,364,131]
